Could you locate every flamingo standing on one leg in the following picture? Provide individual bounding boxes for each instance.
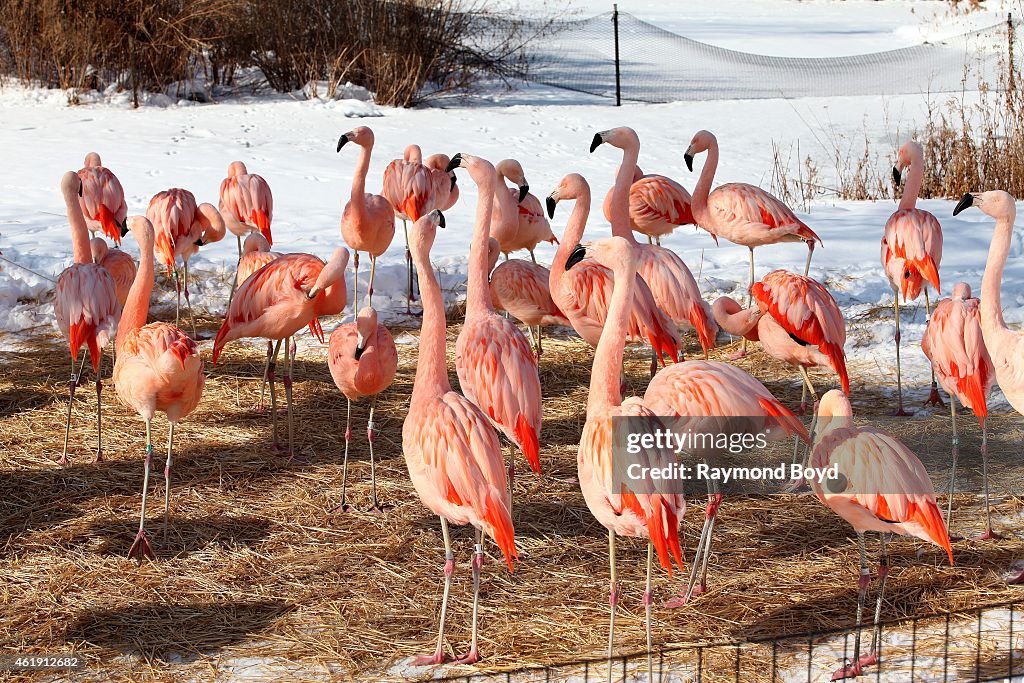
[77,152,127,245]
[90,237,136,307]
[547,173,681,369]
[328,306,398,512]
[487,238,568,358]
[593,127,717,365]
[147,188,226,338]
[219,161,273,306]
[569,236,685,682]
[403,210,517,666]
[54,171,120,465]
[885,140,944,415]
[602,164,695,245]
[382,143,448,312]
[810,389,953,680]
[643,360,807,607]
[922,282,996,537]
[213,248,349,458]
[113,216,205,562]
[338,127,396,309]
[684,129,821,356]
[447,153,543,492]
[491,159,557,263]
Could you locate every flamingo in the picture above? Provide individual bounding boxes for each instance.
[218,161,273,304]
[381,143,448,312]
[487,238,568,358]
[593,127,718,364]
[90,237,136,307]
[714,269,850,413]
[885,140,944,415]
[235,232,282,409]
[684,129,821,357]
[54,171,120,465]
[77,152,127,245]
[424,153,459,211]
[328,305,398,512]
[643,360,808,606]
[338,127,396,309]
[491,158,557,263]
[547,173,681,371]
[113,216,205,563]
[212,248,349,458]
[602,164,695,245]
[810,389,953,680]
[147,188,226,338]
[921,282,996,537]
[402,210,516,666]
[447,153,543,490]
[570,236,686,682]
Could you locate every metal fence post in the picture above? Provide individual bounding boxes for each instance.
[612,4,622,106]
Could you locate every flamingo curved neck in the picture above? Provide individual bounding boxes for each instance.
[899,150,924,211]
[609,146,640,244]
[691,141,719,227]
[118,236,155,352]
[65,188,92,264]
[467,171,497,317]
[589,258,636,412]
[551,189,592,275]
[349,143,372,219]
[981,213,1014,334]
[494,173,518,224]
[411,242,450,396]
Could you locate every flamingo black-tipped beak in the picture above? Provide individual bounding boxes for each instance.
[566,244,587,270]
[546,195,557,219]
[194,237,205,246]
[77,180,83,197]
[307,287,319,300]
[892,166,902,186]
[445,153,463,173]
[953,192,974,216]
[336,133,351,152]
[449,173,457,191]
[120,224,129,238]
[589,133,603,153]
[518,184,529,203]
[354,345,366,360]
[684,153,694,172]
[436,210,446,229]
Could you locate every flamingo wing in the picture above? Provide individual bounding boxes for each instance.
[921,297,994,418]
[491,261,567,326]
[709,183,820,243]
[115,322,204,422]
[382,160,436,222]
[631,175,693,228]
[882,208,943,300]
[54,263,120,371]
[637,245,717,354]
[147,189,199,272]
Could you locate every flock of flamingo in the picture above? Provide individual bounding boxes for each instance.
[41,124,1024,680]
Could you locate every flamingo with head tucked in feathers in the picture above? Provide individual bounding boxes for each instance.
[77,152,127,245]
[90,237,136,308]
[219,160,273,305]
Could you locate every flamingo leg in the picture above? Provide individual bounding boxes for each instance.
[174,267,181,328]
[256,341,273,411]
[738,246,755,358]
[127,418,157,564]
[893,295,909,416]
[978,420,1000,540]
[832,532,871,680]
[412,517,455,665]
[403,218,414,314]
[798,366,820,470]
[163,422,174,542]
[946,397,959,530]
[94,349,104,463]
[529,249,537,265]
[803,240,815,278]
[864,534,889,668]
[60,349,86,466]
[454,528,484,665]
[227,234,242,309]
[923,290,944,407]
[268,339,282,451]
[536,325,543,358]
[368,255,378,307]
[606,529,619,683]
[336,397,353,512]
[283,336,296,460]
[644,541,654,683]
[184,259,197,340]
[647,235,653,245]
[367,394,386,512]
[352,250,360,311]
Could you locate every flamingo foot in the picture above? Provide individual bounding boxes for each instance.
[331,500,355,514]
[781,476,809,494]
[57,455,71,467]
[977,529,1003,541]
[453,647,480,665]
[924,386,945,407]
[127,529,156,564]
[797,401,808,416]
[271,441,285,455]
[94,450,104,463]
[831,662,864,680]
[410,650,451,666]
[891,407,911,417]
[727,347,747,361]
[367,499,391,514]
[663,583,707,608]
[1006,567,1024,585]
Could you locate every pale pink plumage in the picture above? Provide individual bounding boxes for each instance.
[491,159,557,258]
[236,233,281,286]
[328,307,398,402]
[381,144,449,224]
[882,141,942,302]
[602,165,695,240]
[424,153,459,211]
[77,152,127,245]
[219,160,274,244]
[90,237,136,307]
[147,188,225,276]
[487,238,568,328]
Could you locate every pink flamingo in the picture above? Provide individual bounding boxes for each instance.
[382,143,448,312]
[885,140,944,414]
[810,389,953,680]
[643,359,807,607]
[714,269,850,413]
[219,161,273,303]
[113,216,205,562]
[424,154,459,211]
[602,165,695,245]
[921,282,996,537]
[213,248,349,458]
[593,127,718,362]
[147,188,226,337]
[547,173,681,371]
[684,129,821,351]
[570,236,685,679]
[447,153,543,489]
[338,127,396,309]
[54,171,120,465]
[236,233,280,286]
[491,159,557,263]
[77,152,127,245]
[328,305,398,512]
[90,237,136,308]
[487,237,568,357]
[402,210,517,666]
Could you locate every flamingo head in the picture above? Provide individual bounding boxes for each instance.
[61,171,83,198]
[684,130,717,172]
[308,247,350,299]
[815,389,854,437]
[425,154,458,192]
[410,210,446,261]
[588,126,639,154]
[568,236,636,273]
[486,237,501,275]
[547,173,589,218]
[496,159,529,202]
[83,151,102,168]
[446,153,496,189]
[227,160,248,177]
[954,190,1017,223]
[89,237,109,264]
[195,203,226,246]
[242,232,271,254]
[951,282,972,300]
[125,215,155,250]
[354,306,378,359]
[893,140,923,185]
[337,126,374,152]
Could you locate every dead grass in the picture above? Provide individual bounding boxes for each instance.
[0,322,1022,682]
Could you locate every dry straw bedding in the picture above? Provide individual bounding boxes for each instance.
[0,319,1022,682]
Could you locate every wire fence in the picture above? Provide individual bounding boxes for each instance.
[519,8,1022,103]
[438,598,1024,682]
